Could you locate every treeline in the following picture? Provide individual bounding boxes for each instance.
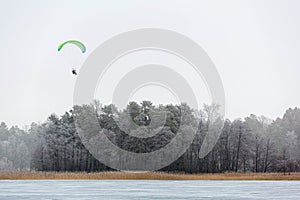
[0,101,300,173]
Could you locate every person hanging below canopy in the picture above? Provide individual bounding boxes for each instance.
[57,40,86,76]
[72,69,77,75]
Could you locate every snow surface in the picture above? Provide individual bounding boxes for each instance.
[0,180,299,199]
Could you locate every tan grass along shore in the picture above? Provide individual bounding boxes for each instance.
[0,171,300,180]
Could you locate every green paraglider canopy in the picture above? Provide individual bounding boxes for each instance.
[57,40,86,53]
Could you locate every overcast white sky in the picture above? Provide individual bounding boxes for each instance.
[1,0,300,127]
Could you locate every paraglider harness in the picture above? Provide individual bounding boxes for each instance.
[72,68,77,75]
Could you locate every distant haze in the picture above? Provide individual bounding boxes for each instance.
[1,0,300,127]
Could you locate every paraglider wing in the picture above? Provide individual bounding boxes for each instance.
[57,40,86,53]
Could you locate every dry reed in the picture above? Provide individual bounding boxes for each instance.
[0,171,300,180]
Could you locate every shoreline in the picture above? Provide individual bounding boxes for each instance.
[0,171,300,180]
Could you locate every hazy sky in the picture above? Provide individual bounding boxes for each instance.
[1,0,300,127]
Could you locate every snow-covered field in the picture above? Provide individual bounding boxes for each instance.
[0,180,299,199]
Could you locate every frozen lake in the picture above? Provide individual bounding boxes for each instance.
[0,180,299,199]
